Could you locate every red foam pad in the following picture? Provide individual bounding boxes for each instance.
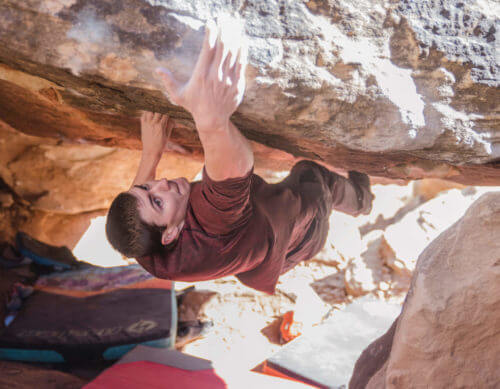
[84,361,227,389]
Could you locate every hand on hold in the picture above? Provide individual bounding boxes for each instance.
[156,21,247,132]
[140,111,175,157]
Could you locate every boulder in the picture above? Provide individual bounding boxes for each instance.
[350,191,500,388]
[0,124,203,214]
[0,0,498,185]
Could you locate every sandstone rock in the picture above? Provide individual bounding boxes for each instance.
[350,192,500,388]
[383,192,500,388]
[412,178,466,201]
[0,0,497,185]
[20,209,105,250]
[0,124,203,214]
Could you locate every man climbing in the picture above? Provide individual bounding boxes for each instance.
[106,23,373,294]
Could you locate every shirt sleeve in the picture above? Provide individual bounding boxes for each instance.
[194,166,253,235]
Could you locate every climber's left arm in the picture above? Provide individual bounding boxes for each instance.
[131,112,174,187]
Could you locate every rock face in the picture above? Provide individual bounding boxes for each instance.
[0,0,498,186]
[0,123,203,215]
[350,191,500,388]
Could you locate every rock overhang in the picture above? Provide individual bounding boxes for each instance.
[0,0,498,185]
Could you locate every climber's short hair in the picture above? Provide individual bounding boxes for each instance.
[106,192,163,258]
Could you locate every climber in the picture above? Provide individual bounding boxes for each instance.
[105,22,374,294]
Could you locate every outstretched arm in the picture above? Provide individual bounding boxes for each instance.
[156,22,253,181]
[131,112,174,187]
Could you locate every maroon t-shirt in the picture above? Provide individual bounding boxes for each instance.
[137,161,352,294]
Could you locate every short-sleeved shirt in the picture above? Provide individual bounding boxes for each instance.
[136,161,337,294]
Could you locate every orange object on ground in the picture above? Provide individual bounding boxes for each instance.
[280,311,302,343]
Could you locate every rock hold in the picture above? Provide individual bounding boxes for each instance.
[0,0,497,186]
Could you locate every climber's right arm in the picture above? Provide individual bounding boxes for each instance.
[156,21,253,181]
[131,112,173,187]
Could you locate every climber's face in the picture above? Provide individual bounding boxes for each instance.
[129,177,190,243]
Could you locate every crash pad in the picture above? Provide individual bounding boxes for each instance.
[0,265,176,363]
[85,346,313,389]
[260,297,401,388]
